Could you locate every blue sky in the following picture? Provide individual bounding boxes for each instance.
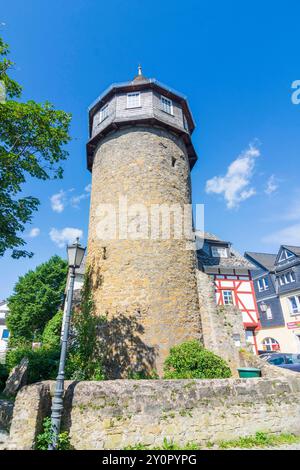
[1,0,300,299]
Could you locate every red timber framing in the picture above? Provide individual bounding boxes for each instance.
[210,269,261,354]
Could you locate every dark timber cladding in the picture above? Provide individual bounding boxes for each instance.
[86,78,198,171]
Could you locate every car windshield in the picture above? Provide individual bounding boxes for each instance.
[268,355,286,365]
[267,353,300,365]
[286,354,300,364]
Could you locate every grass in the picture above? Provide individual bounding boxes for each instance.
[124,438,199,450]
[123,432,300,450]
[218,432,300,449]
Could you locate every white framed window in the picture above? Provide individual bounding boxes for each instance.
[257,277,269,292]
[1,329,9,340]
[127,92,141,108]
[99,104,109,123]
[266,306,273,320]
[288,295,300,315]
[161,95,173,115]
[211,246,228,258]
[279,271,296,286]
[223,290,234,305]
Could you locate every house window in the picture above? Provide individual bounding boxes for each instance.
[262,337,280,352]
[99,104,109,122]
[161,95,173,115]
[266,306,273,320]
[211,246,228,258]
[223,290,234,305]
[288,295,300,315]
[279,271,296,285]
[1,329,9,340]
[257,277,269,292]
[127,92,140,108]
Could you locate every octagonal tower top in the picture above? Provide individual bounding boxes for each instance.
[86,68,198,171]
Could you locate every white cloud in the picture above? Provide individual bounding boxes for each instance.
[264,175,278,195]
[50,190,66,213]
[51,186,91,212]
[28,227,40,238]
[262,224,300,246]
[49,227,83,248]
[205,142,260,209]
[70,184,91,208]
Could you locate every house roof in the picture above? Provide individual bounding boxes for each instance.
[196,231,253,270]
[282,245,300,257]
[244,252,277,271]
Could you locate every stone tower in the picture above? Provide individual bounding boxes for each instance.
[86,68,202,377]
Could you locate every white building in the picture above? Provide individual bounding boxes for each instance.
[0,300,10,358]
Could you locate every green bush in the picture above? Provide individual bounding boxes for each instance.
[163,340,232,379]
[6,346,60,384]
[35,417,72,450]
[42,310,63,349]
[0,363,8,391]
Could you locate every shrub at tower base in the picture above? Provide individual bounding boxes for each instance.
[163,340,232,379]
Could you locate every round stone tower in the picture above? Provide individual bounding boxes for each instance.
[86,69,202,377]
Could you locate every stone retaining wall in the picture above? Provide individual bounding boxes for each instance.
[6,375,300,449]
[0,399,14,431]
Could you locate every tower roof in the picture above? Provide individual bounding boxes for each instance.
[86,70,198,171]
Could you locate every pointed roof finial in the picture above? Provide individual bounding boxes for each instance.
[138,64,142,76]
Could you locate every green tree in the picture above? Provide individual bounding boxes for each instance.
[0,36,71,258]
[7,256,68,344]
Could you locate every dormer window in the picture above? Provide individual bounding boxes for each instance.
[211,246,228,258]
[99,104,109,123]
[127,92,141,108]
[161,95,173,115]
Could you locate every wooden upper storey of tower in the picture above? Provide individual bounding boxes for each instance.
[86,75,198,171]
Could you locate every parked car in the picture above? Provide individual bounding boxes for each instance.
[262,353,300,372]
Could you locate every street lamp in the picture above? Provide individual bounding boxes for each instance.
[49,238,85,450]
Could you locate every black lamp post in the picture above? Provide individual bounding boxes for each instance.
[49,238,85,450]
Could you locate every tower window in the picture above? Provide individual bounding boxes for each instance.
[127,92,141,108]
[99,104,109,123]
[161,95,173,115]
[211,246,228,258]
[183,114,188,131]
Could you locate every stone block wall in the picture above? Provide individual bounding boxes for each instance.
[6,375,300,450]
[87,126,202,377]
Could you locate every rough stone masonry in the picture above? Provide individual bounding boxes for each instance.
[5,374,300,450]
[86,73,203,378]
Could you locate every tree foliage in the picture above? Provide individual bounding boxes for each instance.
[163,340,232,379]
[7,256,68,344]
[0,35,71,258]
[66,269,106,380]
